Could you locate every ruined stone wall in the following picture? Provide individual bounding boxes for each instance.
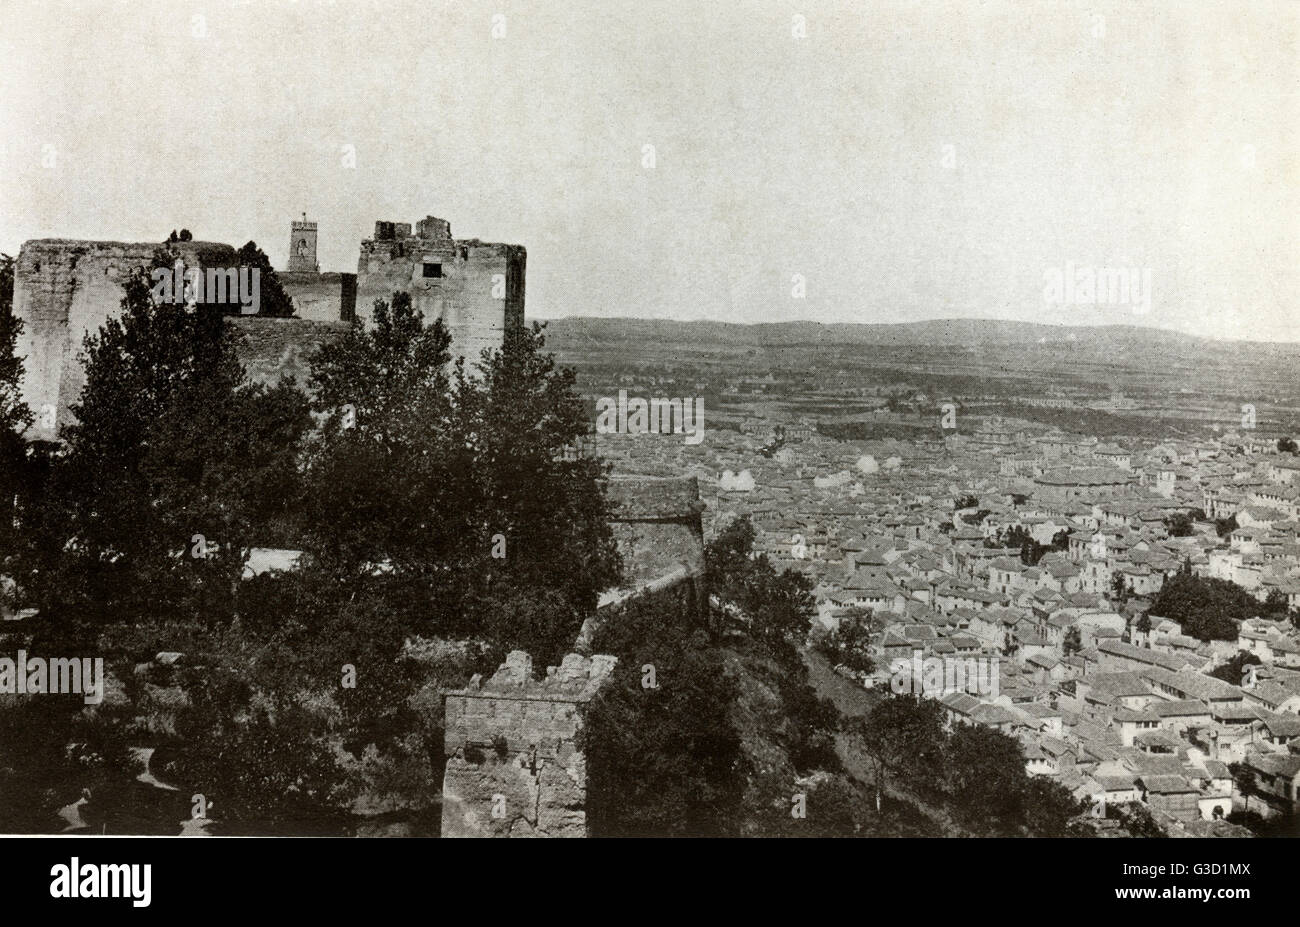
[11,240,353,439]
[441,650,616,837]
[356,217,525,368]
[13,239,238,440]
[225,316,351,388]
[14,219,522,439]
[279,271,356,323]
[601,475,707,617]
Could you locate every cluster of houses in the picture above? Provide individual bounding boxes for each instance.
[593,409,1300,833]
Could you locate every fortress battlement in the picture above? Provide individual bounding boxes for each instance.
[11,213,525,439]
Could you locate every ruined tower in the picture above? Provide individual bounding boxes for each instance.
[356,215,526,367]
[441,650,616,837]
[287,214,319,273]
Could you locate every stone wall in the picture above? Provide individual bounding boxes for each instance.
[225,316,351,388]
[279,271,356,323]
[13,217,523,439]
[441,650,616,837]
[599,475,708,618]
[12,239,238,440]
[11,237,351,441]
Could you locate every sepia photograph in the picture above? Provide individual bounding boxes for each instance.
[0,0,1294,909]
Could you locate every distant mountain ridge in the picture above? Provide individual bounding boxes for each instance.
[532,316,1219,348]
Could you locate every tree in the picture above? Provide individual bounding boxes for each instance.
[28,251,312,630]
[1063,626,1082,656]
[1111,800,1165,837]
[856,695,946,811]
[706,515,816,649]
[0,254,26,433]
[1264,588,1290,619]
[147,568,456,836]
[797,774,867,837]
[300,291,456,573]
[1278,437,1297,454]
[155,307,626,832]
[945,723,1029,835]
[1163,512,1195,537]
[582,586,745,837]
[234,241,294,317]
[1215,514,1238,539]
[451,321,622,631]
[1110,571,1132,606]
[1000,525,1071,566]
[1022,773,1089,837]
[0,253,33,564]
[1229,762,1257,815]
[748,565,816,649]
[706,516,757,581]
[1147,572,1262,641]
[810,609,876,674]
[1208,651,1261,686]
[0,693,136,833]
[301,301,620,666]
[163,662,358,835]
[587,504,848,837]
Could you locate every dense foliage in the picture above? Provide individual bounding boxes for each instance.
[1147,565,1273,641]
[584,517,846,836]
[0,274,620,833]
[854,694,1089,836]
[0,253,33,567]
[988,525,1070,565]
[809,607,877,674]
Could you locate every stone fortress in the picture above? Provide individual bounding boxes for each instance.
[11,214,526,440]
[11,212,707,837]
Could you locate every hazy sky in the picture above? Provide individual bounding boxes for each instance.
[1,0,1296,340]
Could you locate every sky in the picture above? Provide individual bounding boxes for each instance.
[1,0,1296,341]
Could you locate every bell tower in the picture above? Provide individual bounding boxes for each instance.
[288,212,319,273]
